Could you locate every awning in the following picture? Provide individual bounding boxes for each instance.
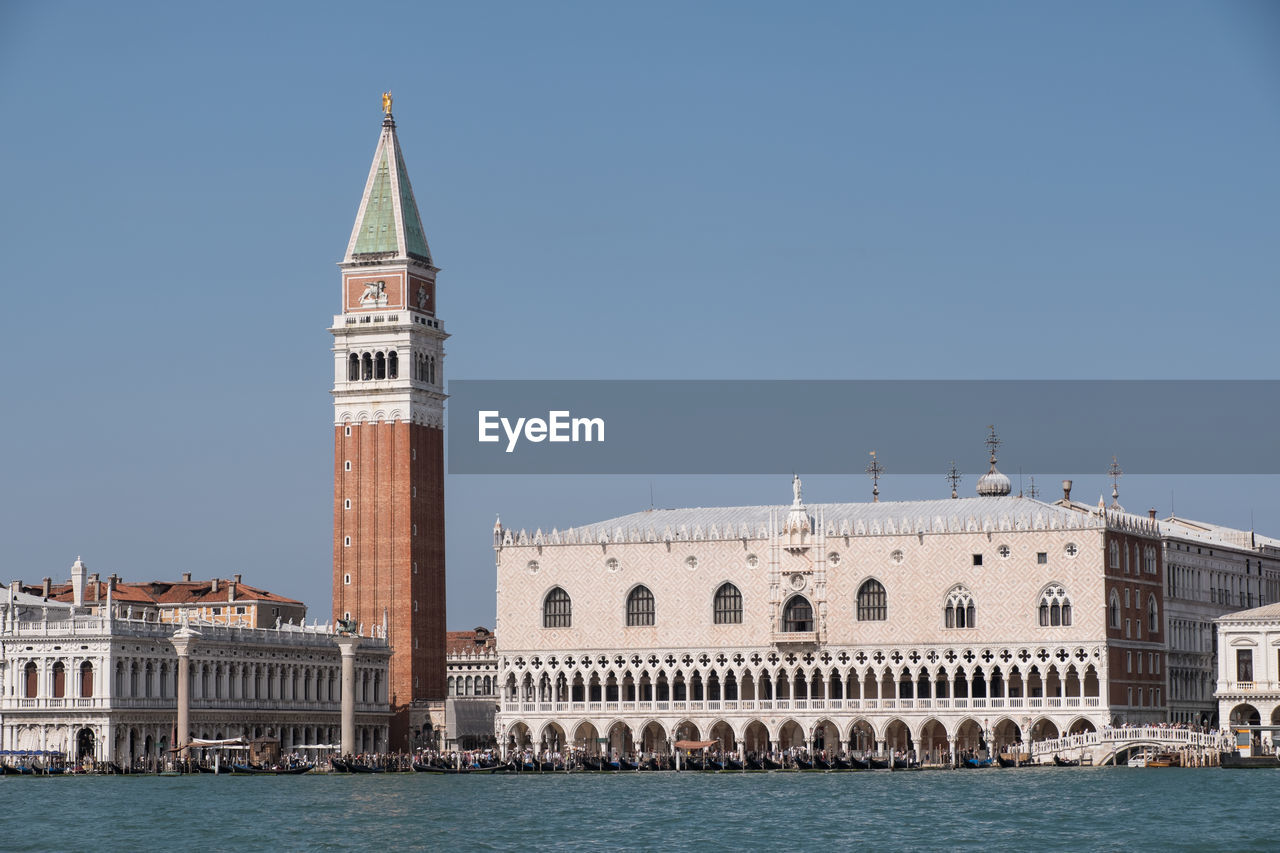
[674,740,719,750]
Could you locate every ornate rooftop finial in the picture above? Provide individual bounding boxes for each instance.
[1026,476,1040,501]
[382,91,393,116]
[976,424,1012,496]
[946,461,962,499]
[792,473,803,506]
[866,451,883,503]
[1108,455,1124,509]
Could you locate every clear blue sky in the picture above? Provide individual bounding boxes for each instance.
[2,1,1277,629]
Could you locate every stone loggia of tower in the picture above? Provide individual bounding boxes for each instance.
[331,98,447,750]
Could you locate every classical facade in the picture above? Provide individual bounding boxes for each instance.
[1159,518,1280,725]
[331,97,448,749]
[0,564,391,766]
[494,476,1168,762]
[445,627,498,749]
[1215,602,1280,731]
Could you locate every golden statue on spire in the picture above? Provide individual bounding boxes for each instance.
[382,91,393,115]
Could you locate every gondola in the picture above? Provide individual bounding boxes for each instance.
[794,757,814,770]
[964,757,994,768]
[762,757,784,770]
[996,755,1021,768]
[868,757,890,770]
[813,757,832,770]
[232,763,312,775]
[847,756,871,770]
[194,763,232,774]
[1052,755,1080,767]
[744,757,765,771]
[723,758,744,771]
[831,757,853,770]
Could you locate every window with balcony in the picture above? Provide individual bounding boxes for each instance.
[782,596,813,632]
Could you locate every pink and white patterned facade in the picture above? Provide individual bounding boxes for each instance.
[494,485,1166,761]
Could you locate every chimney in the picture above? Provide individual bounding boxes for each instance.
[1062,480,1073,502]
[108,574,118,591]
[211,578,219,594]
[89,573,100,602]
[42,577,51,598]
[1149,508,1157,520]
[71,557,86,607]
[228,578,236,602]
[181,572,192,582]
[9,580,19,597]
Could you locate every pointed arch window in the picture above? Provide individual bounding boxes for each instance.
[626,585,655,626]
[856,579,887,621]
[1109,541,1120,569]
[782,595,813,632]
[1038,585,1072,627]
[1109,590,1121,629]
[543,587,571,628]
[1147,594,1159,634]
[945,586,975,629]
[714,583,742,624]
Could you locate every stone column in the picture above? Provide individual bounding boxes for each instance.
[171,627,198,761]
[336,635,359,756]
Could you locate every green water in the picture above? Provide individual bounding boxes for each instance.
[2,768,1276,852]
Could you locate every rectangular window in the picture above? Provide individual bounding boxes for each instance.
[1036,552,1047,564]
[972,554,983,566]
[234,606,246,615]
[1125,618,1131,638]
[345,426,352,437]
[1126,651,1132,673]
[344,499,352,510]
[1127,687,1132,705]
[1137,654,1143,674]
[344,536,351,547]
[1124,589,1130,608]
[1237,649,1254,682]
[344,460,352,471]
[272,607,280,616]
[212,607,222,616]
[1155,688,1161,706]
[344,574,351,585]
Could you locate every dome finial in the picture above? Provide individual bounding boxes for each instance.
[976,425,1012,496]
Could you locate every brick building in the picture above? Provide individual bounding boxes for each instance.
[331,97,448,749]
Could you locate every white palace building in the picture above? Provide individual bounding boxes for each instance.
[493,466,1174,763]
[0,562,392,766]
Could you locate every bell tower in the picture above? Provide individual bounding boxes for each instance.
[331,94,447,749]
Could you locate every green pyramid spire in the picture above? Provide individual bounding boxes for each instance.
[353,151,398,255]
[346,115,434,265]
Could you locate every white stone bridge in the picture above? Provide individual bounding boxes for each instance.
[1030,726,1228,766]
